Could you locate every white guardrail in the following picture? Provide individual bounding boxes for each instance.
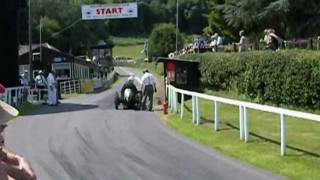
[167,84,320,156]
[60,80,81,94]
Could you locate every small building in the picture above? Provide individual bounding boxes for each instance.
[156,57,201,91]
[90,40,114,72]
[19,43,101,81]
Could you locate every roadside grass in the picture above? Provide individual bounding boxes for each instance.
[167,98,320,180]
[16,102,36,116]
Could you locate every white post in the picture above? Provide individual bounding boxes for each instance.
[239,106,244,140]
[244,107,249,143]
[196,97,200,125]
[174,91,177,113]
[281,114,286,156]
[214,101,219,131]
[180,93,184,119]
[192,96,196,123]
[175,92,179,113]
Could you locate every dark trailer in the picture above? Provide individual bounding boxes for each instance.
[156,57,201,92]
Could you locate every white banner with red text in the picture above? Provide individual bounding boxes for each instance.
[81,2,138,20]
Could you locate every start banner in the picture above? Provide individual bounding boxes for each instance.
[82,2,138,20]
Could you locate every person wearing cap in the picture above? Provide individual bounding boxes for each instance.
[140,69,157,111]
[0,89,36,180]
[47,69,57,106]
[35,71,48,103]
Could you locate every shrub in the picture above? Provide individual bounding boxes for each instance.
[183,50,320,109]
[149,23,183,58]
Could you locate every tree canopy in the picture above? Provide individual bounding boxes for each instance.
[18,0,320,55]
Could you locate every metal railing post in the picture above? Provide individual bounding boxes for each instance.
[281,114,286,156]
[214,101,219,131]
[180,93,184,120]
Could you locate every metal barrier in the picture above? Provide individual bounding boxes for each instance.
[0,86,30,107]
[0,86,49,106]
[60,80,81,94]
[167,85,320,156]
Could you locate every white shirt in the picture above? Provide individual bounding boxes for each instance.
[141,72,156,86]
[47,73,56,88]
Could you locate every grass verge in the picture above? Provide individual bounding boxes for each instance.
[166,98,320,180]
[16,102,36,116]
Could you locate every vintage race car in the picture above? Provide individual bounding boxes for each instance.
[114,88,142,110]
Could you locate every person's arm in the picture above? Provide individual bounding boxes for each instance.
[1,149,36,180]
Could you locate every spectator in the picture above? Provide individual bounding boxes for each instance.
[210,33,224,52]
[263,29,283,51]
[34,71,48,103]
[47,69,57,106]
[0,95,36,179]
[235,30,248,52]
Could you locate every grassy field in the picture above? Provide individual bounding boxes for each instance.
[112,36,146,58]
[166,96,320,180]
[113,44,145,58]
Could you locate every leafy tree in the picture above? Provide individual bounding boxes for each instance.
[149,23,183,58]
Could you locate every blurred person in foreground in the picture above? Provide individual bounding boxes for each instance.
[0,85,36,180]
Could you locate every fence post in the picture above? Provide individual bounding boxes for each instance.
[68,81,71,94]
[170,89,174,112]
[175,92,179,113]
[192,96,196,124]
[239,106,244,140]
[281,114,286,156]
[244,107,249,143]
[168,87,171,109]
[196,97,200,125]
[214,101,219,131]
[180,93,184,120]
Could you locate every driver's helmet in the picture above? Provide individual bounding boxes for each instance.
[128,75,134,82]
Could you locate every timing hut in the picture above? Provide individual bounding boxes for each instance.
[156,57,201,91]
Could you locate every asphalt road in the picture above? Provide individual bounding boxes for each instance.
[4,67,285,180]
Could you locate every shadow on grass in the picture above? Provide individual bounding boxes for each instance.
[183,104,320,158]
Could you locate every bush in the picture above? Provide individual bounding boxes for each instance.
[183,50,320,109]
[149,23,183,58]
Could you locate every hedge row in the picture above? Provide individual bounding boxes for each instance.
[183,50,320,109]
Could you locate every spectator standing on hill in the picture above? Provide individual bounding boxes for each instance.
[263,29,283,51]
[210,33,224,52]
[235,30,248,52]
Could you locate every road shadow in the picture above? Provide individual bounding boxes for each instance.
[183,104,320,158]
[23,103,98,116]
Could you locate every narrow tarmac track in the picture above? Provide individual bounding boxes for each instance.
[4,67,285,180]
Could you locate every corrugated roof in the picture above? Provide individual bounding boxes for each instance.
[19,43,62,56]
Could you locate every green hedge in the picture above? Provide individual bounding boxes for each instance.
[183,50,320,108]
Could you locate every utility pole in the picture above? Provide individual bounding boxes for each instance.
[175,0,179,53]
[28,0,33,80]
[40,17,42,62]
